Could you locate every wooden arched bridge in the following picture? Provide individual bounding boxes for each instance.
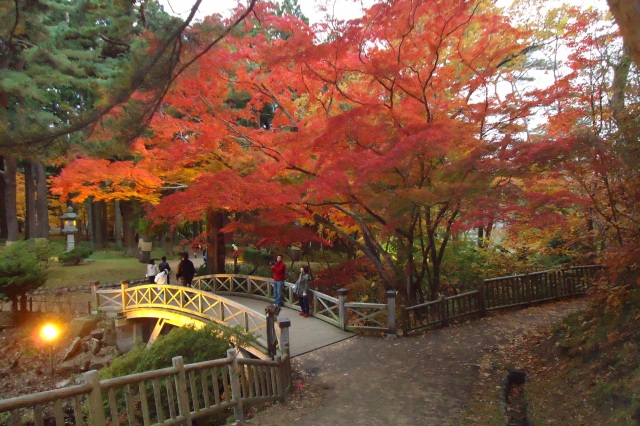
[91,274,397,359]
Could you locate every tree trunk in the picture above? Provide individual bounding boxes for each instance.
[120,200,138,257]
[34,161,49,238]
[91,200,107,249]
[0,156,7,239]
[114,199,123,248]
[607,0,640,67]
[3,156,19,241]
[24,162,36,239]
[206,207,226,274]
[100,200,108,246]
[86,198,94,249]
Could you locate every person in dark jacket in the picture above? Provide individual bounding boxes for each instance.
[158,256,171,284]
[295,265,311,317]
[270,255,286,306]
[176,252,196,287]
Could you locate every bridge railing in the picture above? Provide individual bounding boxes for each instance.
[401,265,602,335]
[0,348,291,426]
[191,274,397,336]
[95,282,278,357]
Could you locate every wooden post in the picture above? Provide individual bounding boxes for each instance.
[85,370,106,426]
[476,281,486,318]
[172,356,192,425]
[439,294,448,327]
[337,288,348,331]
[227,349,245,421]
[277,318,291,359]
[274,355,285,401]
[524,274,532,305]
[277,318,292,394]
[121,280,130,311]
[90,281,100,313]
[386,290,397,338]
[401,306,409,336]
[266,308,277,359]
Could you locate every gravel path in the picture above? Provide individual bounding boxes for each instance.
[244,299,587,425]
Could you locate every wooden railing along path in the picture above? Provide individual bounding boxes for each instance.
[190,274,398,336]
[0,348,291,425]
[401,265,601,335]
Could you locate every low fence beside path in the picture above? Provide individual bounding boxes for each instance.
[0,348,291,426]
[402,265,602,335]
[191,274,398,336]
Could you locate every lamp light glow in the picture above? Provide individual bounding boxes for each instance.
[41,324,59,342]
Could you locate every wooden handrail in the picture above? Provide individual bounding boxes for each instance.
[0,349,292,426]
[402,265,602,335]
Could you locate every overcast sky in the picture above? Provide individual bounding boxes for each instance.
[160,0,609,24]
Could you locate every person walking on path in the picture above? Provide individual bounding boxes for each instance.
[176,252,196,287]
[270,254,286,306]
[154,269,168,285]
[146,259,159,284]
[158,256,171,284]
[295,265,311,317]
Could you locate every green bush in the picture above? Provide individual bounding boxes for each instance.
[58,247,93,265]
[0,241,47,310]
[100,323,255,379]
[241,247,272,267]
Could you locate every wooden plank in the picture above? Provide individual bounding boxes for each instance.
[34,405,44,426]
[152,378,165,423]
[212,368,221,405]
[200,370,211,409]
[53,400,64,425]
[138,382,150,426]
[189,371,200,412]
[73,396,85,426]
[166,377,176,420]
[108,388,119,426]
[124,384,135,426]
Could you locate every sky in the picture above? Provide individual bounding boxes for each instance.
[160,0,609,24]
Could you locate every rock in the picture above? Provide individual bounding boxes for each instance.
[61,337,82,362]
[90,338,101,355]
[55,379,72,389]
[89,360,106,370]
[80,355,91,371]
[57,360,79,375]
[90,329,104,340]
[103,329,117,346]
[68,317,100,339]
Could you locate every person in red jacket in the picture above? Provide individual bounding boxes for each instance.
[270,255,286,306]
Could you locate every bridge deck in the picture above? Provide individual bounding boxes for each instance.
[224,296,355,357]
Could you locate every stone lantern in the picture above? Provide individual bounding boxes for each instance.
[61,206,78,252]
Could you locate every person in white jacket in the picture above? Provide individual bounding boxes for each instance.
[146,259,159,284]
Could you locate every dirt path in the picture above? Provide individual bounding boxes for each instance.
[243,299,587,425]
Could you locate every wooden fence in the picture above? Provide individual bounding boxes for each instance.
[0,348,291,425]
[192,274,397,336]
[401,265,602,335]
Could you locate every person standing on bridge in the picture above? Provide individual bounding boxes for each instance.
[176,252,196,288]
[146,259,159,284]
[159,256,171,284]
[270,254,286,306]
[295,265,311,317]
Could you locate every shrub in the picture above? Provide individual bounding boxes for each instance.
[0,241,48,310]
[241,247,272,267]
[100,323,255,378]
[58,247,93,265]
